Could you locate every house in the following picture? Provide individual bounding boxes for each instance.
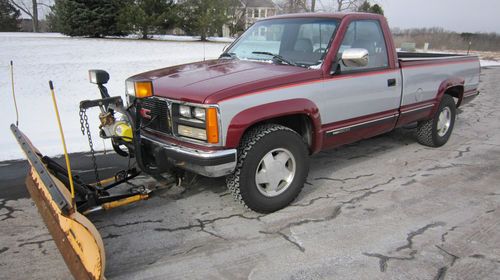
[242,0,277,29]
[177,0,277,37]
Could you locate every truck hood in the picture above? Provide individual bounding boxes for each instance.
[129,59,322,104]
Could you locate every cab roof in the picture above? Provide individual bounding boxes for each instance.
[264,12,385,21]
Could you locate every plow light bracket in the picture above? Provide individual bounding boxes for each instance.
[89,69,110,85]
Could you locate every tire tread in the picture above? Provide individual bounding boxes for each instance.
[226,124,302,211]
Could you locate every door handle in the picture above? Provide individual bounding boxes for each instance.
[387,78,396,87]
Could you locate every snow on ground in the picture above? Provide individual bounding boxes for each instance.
[0,32,229,161]
[480,59,500,67]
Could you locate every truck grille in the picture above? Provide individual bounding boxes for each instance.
[140,98,171,135]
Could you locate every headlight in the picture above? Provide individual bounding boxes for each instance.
[179,105,192,118]
[193,107,206,120]
[125,80,153,98]
[174,104,219,144]
[178,125,207,140]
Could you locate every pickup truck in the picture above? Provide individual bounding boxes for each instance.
[113,13,480,213]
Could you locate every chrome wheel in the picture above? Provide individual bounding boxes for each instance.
[255,148,296,197]
[437,107,452,137]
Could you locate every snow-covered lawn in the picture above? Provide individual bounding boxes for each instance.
[0,32,229,160]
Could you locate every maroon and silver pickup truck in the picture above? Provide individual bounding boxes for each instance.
[117,13,480,213]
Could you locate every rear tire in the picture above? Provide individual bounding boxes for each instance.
[416,95,456,147]
[226,124,309,213]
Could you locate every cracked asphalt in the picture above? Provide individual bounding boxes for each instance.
[1,68,500,279]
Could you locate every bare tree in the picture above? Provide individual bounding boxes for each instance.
[9,0,52,32]
[276,0,362,13]
[274,0,309,13]
[335,0,363,12]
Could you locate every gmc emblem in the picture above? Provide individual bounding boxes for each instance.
[140,108,152,119]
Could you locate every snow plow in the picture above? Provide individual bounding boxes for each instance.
[11,120,151,279]
[9,69,167,279]
[12,124,106,279]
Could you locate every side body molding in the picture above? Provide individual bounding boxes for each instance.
[225,98,322,153]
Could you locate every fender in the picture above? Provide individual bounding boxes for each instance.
[432,77,464,115]
[225,98,322,153]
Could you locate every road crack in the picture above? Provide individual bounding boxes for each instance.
[171,245,204,256]
[154,213,264,240]
[396,222,446,252]
[260,206,342,252]
[441,226,458,242]
[363,250,417,272]
[425,163,472,172]
[290,195,334,207]
[0,200,22,221]
[363,222,445,272]
[401,179,417,186]
[18,238,53,249]
[455,147,471,159]
[341,190,383,205]
[434,245,460,280]
[99,219,163,229]
[341,177,395,194]
[314,173,374,183]
[277,232,305,252]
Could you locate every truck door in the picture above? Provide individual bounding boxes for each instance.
[320,19,401,149]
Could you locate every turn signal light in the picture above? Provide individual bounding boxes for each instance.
[134,81,153,98]
[206,107,219,144]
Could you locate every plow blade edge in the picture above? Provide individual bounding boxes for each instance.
[11,124,106,280]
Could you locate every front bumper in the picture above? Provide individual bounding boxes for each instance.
[141,134,237,177]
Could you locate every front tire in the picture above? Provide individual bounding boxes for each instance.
[416,94,456,147]
[226,124,309,213]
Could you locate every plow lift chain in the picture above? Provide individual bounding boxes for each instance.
[72,95,154,214]
[79,107,102,188]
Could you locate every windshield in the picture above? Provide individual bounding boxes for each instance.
[227,18,339,67]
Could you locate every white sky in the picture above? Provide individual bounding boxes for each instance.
[314,0,500,33]
[375,0,500,33]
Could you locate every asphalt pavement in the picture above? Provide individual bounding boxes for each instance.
[0,152,130,201]
[1,68,499,280]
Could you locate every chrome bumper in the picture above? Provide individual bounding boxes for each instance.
[141,134,237,177]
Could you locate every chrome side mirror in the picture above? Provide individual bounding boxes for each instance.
[341,48,369,68]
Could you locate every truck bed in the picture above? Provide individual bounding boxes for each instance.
[397,51,480,111]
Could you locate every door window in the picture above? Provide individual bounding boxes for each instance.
[338,20,389,72]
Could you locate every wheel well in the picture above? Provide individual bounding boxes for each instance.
[245,114,314,152]
[444,86,464,107]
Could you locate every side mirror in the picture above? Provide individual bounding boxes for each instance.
[88,69,110,85]
[341,48,369,68]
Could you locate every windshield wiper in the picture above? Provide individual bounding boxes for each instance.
[219,52,237,59]
[252,51,296,66]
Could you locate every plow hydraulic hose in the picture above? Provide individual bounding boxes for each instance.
[49,81,76,208]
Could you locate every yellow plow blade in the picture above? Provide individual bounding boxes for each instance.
[12,125,106,280]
